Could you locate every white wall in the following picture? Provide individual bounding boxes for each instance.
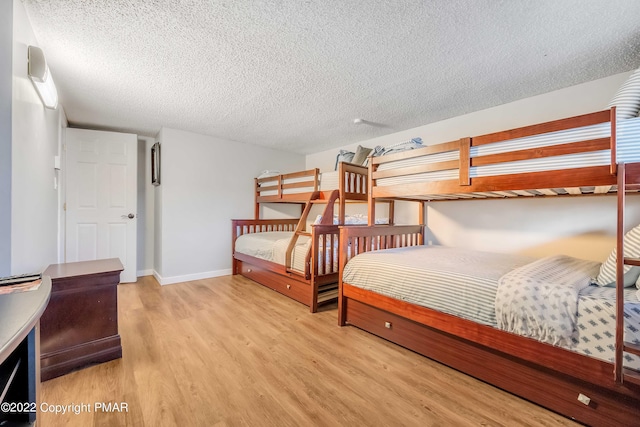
[154,127,305,284]
[0,1,12,276]
[10,0,65,274]
[307,71,640,262]
[137,136,155,276]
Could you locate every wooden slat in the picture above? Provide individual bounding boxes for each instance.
[624,341,640,357]
[372,160,459,180]
[371,140,460,165]
[624,257,640,267]
[282,181,318,190]
[594,186,613,194]
[471,138,611,167]
[459,138,470,186]
[510,190,536,197]
[491,191,518,198]
[279,169,319,180]
[564,187,582,195]
[472,110,611,146]
[256,184,280,193]
[622,368,640,387]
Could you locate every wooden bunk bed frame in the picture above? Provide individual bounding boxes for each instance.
[338,108,640,425]
[233,162,371,313]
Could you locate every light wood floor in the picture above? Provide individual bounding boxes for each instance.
[40,275,578,427]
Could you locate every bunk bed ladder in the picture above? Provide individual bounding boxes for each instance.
[615,162,640,386]
[285,191,320,276]
[285,190,340,277]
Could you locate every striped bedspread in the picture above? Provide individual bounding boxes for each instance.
[343,245,640,369]
[342,245,535,325]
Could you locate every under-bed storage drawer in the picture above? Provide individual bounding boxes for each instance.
[239,262,310,305]
[344,298,640,426]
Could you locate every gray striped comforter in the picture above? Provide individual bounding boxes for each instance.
[342,245,535,326]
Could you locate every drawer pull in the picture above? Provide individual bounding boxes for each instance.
[384,321,392,329]
[286,284,291,289]
[247,268,252,273]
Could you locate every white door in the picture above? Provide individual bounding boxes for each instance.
[65,128,138,282]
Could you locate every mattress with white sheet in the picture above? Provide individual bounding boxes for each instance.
[376,116,640,187]
[235,231,339,273]
[342,245,640,369]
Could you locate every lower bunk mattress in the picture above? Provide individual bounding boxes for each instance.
[234,231,338,274]
[342,245,640,370]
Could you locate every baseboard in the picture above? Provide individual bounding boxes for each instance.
[152,269,233,285]
[137,269,154,277]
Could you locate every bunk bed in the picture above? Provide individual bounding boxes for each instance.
[338,107,640,425]
[232,162,374,313]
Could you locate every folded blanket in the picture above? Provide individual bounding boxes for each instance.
[495,255,600,347]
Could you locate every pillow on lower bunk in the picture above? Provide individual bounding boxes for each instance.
[607,67,640,119]
[594,223,640,287]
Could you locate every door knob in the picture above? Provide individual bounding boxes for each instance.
[121,213,136,219]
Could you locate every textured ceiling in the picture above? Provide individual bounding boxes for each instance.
[22,0,640,155]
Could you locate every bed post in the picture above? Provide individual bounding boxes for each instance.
[338,226,348,326]
[254,178,260,219]
[615,162,625,383]
[459,137,471,186]
[232,220,240,275]
[610,106,617,175]
[368,159,376,226]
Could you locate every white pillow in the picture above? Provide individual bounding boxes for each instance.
[607,67,640,119]
[257,170,281,179]
[595,223,640,287]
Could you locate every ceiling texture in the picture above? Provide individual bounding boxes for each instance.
[22,0,640,155]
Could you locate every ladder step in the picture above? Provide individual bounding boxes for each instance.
[296,231,312,237]
[317,289,339,303]
[624,257,640,267]
[623,368,640,387]
[624,341,640,357]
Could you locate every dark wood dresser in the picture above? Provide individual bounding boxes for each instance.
[40,258,123,381]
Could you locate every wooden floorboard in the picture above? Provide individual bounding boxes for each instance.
[40,275,578,426]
